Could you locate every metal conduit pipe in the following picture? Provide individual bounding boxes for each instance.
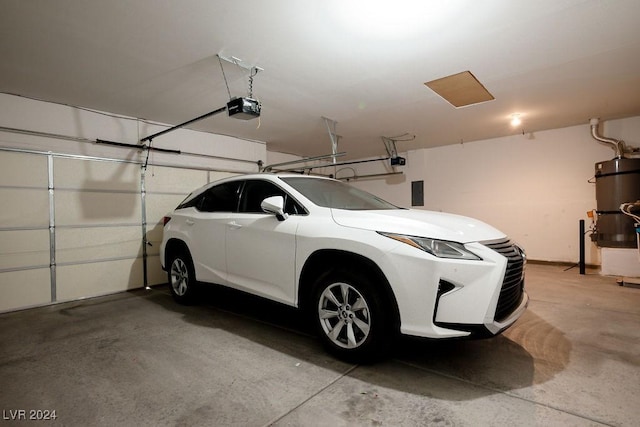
[590,118,626,159]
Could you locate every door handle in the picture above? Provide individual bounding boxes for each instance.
[228,221,242,230]
[185,219,195,226]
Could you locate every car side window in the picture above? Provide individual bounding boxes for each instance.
[284,195,304,215]
[195,181,242,212]
[239,180,304,215]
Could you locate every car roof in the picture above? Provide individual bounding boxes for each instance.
[236,172,331,180]
[215,173,334,184]
[183,172,334,202]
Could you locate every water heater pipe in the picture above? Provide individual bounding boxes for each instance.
[621,201,640,223]
[590,118,626,159]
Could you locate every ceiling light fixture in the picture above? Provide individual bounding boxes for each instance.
[510,114,522,127]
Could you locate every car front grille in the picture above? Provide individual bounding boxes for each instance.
[483,238,525,322]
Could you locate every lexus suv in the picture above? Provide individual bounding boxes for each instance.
[160,173,528,361]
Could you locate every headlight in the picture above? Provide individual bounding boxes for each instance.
[379,232,482,260]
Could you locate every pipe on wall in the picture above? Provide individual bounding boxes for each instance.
[589,118,626,159]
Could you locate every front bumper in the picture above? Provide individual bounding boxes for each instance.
[382,238,527,339]
[435,290,529,338]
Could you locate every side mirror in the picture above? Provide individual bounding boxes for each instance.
[261,196,288,221]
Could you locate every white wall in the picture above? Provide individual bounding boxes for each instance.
[0,94,266,312]
[345,117,640,266]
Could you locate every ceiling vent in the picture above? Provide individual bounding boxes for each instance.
[424,71,494,108]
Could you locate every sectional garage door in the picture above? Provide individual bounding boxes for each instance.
[0,148,235,312]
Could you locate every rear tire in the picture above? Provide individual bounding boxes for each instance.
[168,251,197,304]
[311,269,392,363]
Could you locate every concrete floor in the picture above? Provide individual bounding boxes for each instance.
[1,264,639,426]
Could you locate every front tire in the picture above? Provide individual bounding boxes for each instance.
[168,251,197,304]
[312,270,392,362]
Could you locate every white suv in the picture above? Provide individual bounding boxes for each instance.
[160,174,528,361]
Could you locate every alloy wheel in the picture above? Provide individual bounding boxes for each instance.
[317,282,371,349]
[170,258,189,296]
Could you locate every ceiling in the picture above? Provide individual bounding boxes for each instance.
[2,0,640,160]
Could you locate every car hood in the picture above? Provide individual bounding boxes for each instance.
[330,208,505,243]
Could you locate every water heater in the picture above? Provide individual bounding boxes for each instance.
[594,158,640,248]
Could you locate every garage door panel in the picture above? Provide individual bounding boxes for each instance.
[56,227,141,264]
[54,158,140,192]
[56,258,143,301]
[55,191,141,225]
[0,189,49,227]
[1,146,246,310]
[0,230,50,270]
[146,255,166,286]
[0,269,51,312]
[0,151,47,187]
[145,222,165,257]
[145,166,208,193]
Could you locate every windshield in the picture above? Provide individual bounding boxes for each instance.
[281,177,398,210]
